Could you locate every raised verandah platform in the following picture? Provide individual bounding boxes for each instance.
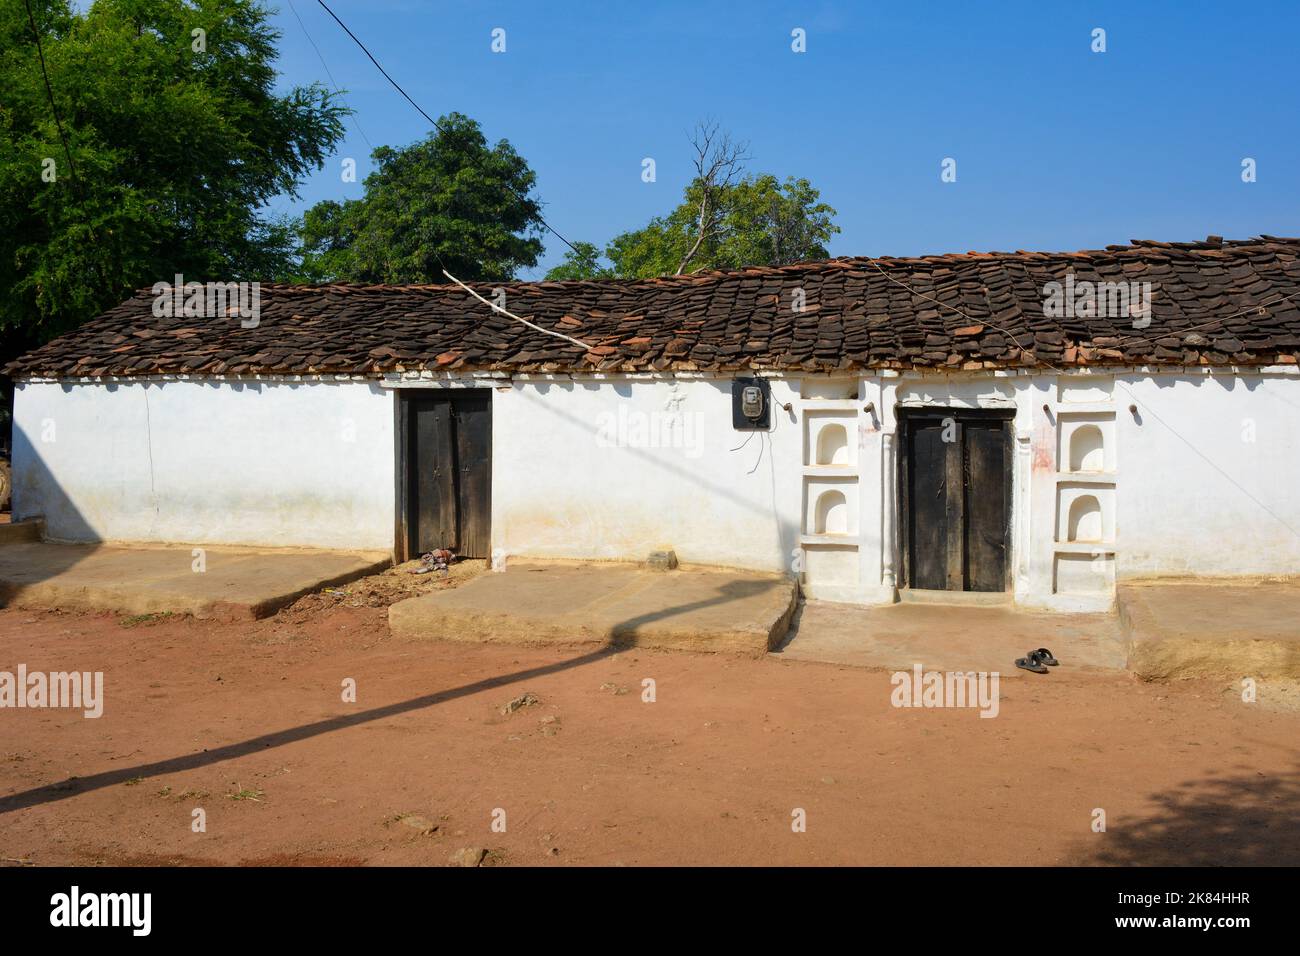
[389,562,1300,679]
[0,532,1295,679]
[0,536,390,620]
[389,561,799,656]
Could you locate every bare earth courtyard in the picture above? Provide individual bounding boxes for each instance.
[2,563,1298,867]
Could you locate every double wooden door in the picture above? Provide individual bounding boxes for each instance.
[900,409,1012,592]
[405,390,492,558]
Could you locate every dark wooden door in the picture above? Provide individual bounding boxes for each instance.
[963,420,1011,592]
[901,410,1011,592]
[407,390,492,558]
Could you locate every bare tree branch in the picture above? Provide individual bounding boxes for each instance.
[676,120,749,275]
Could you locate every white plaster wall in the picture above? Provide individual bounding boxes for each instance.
[867,368,1300,606]
[492,377,803,573]
[493,367,1300,594]
[13,379,395,550]
[1115,371,1300,576]
[12,367,1300,588]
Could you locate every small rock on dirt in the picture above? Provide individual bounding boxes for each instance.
[645,550,678,571]
[399,814,438,836]
[500,692,540,716]
[449,847,488,867]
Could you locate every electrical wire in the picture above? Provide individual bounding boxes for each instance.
[314,0,580,257]
[287,0,373,151]
[23,0,78,183]
[442,268,595,350]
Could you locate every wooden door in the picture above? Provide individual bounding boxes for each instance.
[963,419,1011,592]
[406,391,492,558]
[906,417,962,590]
[452,390,492,558]
[901,410,1011,592]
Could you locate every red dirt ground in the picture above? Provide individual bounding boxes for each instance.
[1,589,1298,866]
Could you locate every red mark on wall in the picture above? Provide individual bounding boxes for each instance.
[1031,427,1055,471]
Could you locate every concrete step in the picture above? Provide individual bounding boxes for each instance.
[774,598,1127,674]
[389,562,799,657]
[1118,579,1300,679]
[0,541,391,619]
[0,518,44,544]
[898,587,1012,607]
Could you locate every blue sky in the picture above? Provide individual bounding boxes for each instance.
[263,0,1300,278]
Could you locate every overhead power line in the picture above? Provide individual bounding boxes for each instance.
[23,0,78,184]
[314,0,580,257]
[286,0,373,151]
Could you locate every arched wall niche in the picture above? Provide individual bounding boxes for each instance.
[1068,494,1103,542]
[1070,424,1105,472]
[815,489,848,535]
[816,423,850,465]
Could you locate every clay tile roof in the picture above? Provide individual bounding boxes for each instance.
[7,236,1300,379]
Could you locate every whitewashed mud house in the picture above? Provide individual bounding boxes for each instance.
[7,237,1300,610]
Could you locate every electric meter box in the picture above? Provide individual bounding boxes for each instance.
[731,377,771,430]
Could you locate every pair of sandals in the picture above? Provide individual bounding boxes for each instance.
[1015,647,1059,674]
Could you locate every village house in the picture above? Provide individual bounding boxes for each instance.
[6,236,1300,611]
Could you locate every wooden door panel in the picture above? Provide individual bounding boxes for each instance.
[908,421,950,590]
[454,391,492,559]
[943,419,965,590]
[964,422,1010,592]
[410,395,457,555]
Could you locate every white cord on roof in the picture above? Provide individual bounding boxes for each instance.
[442,270,596,353]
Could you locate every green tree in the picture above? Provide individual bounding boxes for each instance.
[296,113,545,284]
[0,0,348,358]
[601,174,839,278]
[717,174,840,268]
[574,123,839,280]
[543,241,612,280]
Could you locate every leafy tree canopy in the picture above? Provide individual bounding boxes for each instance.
[546,174,840,281]
[295,113,545,284]
[0,0,348,357]
[543,241,612,281]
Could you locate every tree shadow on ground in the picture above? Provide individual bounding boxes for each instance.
[1,572,786,815]
[1074,766,1300,866]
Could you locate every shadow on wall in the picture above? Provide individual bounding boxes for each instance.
[11,416,101,541]
[1,419,103,605]
[1070,766,1300,866]
[514,381,801,575]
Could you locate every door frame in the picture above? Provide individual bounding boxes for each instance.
[896,406,1014,592]
[393,388,493,563]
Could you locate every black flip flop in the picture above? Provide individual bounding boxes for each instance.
[1031,647,1060,667]
[1015,655,1048,674]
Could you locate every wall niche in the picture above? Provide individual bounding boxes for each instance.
[814,489,848,535]
[1067,494,1103,542]
[815,422,850,465]
[1069,424,1105,472]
